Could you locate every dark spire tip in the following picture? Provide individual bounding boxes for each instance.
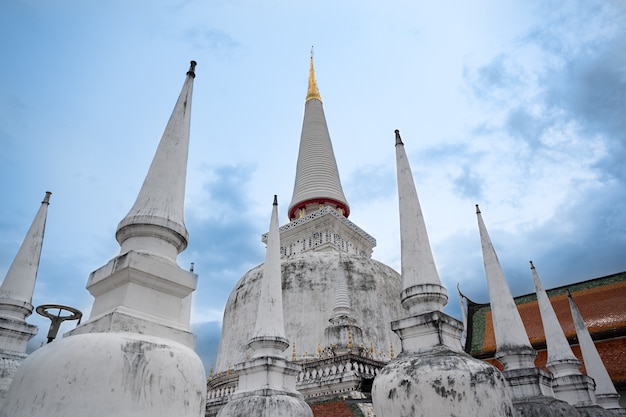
[187,61,197,78]
[529,260,535,269]
[43,191,52,204]
[273,194,278,205]
[475,204,481,213]
[394,129,403,146]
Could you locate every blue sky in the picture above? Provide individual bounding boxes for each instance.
[1,1,625,372]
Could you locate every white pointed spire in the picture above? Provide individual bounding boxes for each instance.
[531,262,597,407]
[394,130,447,315]
[249,195,289,358]
[116,61,196,261]
[476,205,535,370]
[0,192,51,320]
[568,291,622,409]
[288,54,350,220]
[530,261,580,372]
[372,133,515,417]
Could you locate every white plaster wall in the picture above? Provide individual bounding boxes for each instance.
[216,250,403,371]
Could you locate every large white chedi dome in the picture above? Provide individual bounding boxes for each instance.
[215,57,403,372]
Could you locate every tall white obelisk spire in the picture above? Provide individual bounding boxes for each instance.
[218,197,313,417]
[249,195,289,356]
[0,192,51,408]
[373,131,513,417]
[116,61,195,261]
[530,261,595,406]
[395,129,447,315]
[0,192,51,319]
[568,291,623,411]
[476,205,536,370]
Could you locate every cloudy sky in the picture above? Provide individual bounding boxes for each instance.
[1,0,624,372]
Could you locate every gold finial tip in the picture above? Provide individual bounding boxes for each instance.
[306,51,322,102]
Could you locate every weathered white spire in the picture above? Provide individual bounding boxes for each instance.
[249,195,289,358]
[218,196,313,417]
[332,259,352,320]
[372,132,514,417]
[288,53,350,220]
[476,205,536,370]
[1,62,206,417]
[324,256,363,355]
[0,192,51,320]
[568,291,623,410]
[116,61,196,261]
[0,192,50,409]
[531,261,580,371]
[395,130,447,315]
[531,261,596,406]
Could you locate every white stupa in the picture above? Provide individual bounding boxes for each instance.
[1,61,206,417]
[214,54,403,379]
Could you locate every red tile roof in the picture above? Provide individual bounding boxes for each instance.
[464,271,626,387]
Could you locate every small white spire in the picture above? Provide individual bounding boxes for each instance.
[476,205,535,370]
[568,291,622,409]
[332,258,352,319]
[531,262,597,406]
[530,261,580,373]
[249,195,289,357]
[0,192,51,320]
[394,130,447,315]
[116,61,197,261]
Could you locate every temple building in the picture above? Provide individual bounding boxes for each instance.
[0,55,624,417]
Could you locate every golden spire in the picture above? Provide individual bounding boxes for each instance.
[390,342,395,359]
[369,340,374,356]
[209,365,214,381]
[317,342,322,356]
[306,47,322,103]
[292,341,297,361]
